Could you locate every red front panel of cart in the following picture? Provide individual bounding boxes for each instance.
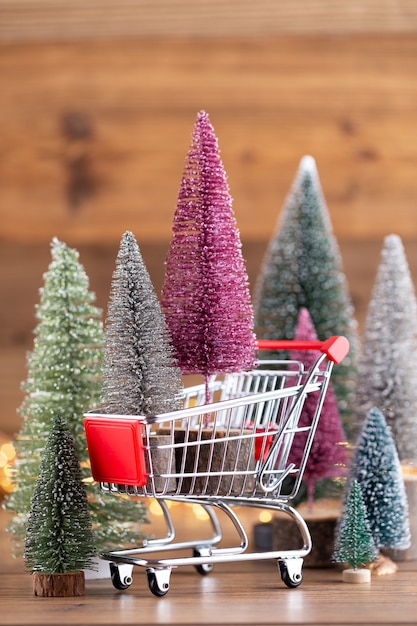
[84,417,147,486]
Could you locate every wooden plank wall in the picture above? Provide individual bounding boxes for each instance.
[1,2,417,436]
[1,0,417,39]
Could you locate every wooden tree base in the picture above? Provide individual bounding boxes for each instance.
[272,498,341,568]
[366,552,398,576]
[33,571,85,596]
[342,568,371,583]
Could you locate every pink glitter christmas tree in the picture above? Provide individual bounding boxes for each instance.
[161,110,257,404]
[288,307,348,510]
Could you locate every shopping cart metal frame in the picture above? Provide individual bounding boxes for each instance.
[84,336,349,595]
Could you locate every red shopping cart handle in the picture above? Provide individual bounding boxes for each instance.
[256,336,350,364]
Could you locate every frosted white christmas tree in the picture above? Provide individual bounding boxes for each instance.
[349,407,410,554]
[355,234,417,464]
[101,230,183,416]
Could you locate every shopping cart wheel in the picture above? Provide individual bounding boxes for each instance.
[146,568,171,597]
[193,548,214,576]
[278,559,303,588]
[110,563,133,590]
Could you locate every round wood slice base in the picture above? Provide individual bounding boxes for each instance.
[272,500,341,568]
[342,568,371,584]
[33,571,85,596]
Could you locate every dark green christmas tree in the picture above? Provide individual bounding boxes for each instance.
[101,230,183,416]
[354,234,417,463]
[333,479,378,570]
[349,407,410,552]
[253,156,359,435]
[24,414,96,574]
[5,238,148,556]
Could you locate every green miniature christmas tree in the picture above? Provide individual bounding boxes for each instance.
[354,234,417,463]
[101,230,183,416]
[253,156,359,436]
[5,238,147,557]
[24,414,96,576]
[349,407,410,553]
[333,479,378,571]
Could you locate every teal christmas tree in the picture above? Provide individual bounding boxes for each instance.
[354,234,417,463]
[24,414,96,576]
[333,479,378,571]
[288,308,348,509]
[101,230,183,416]
[5,238,148,556]
[161,110,257,404]
[349,407,410,553]
[253,156,359,435]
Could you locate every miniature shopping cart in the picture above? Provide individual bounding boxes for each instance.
[84,336,349,595]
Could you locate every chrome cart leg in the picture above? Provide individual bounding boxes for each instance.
[142,499,175,547]
[191,502,223,571]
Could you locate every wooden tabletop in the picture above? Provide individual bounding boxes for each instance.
[1,508,417,625]
[2,561,417,626]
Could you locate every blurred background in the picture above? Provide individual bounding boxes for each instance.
[1,0,417,454]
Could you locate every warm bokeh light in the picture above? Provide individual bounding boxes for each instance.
[0,438,16,496]
[148,499,163,516]
[402,464,417,478]
[192,504,210,521]
[258,510,273,524]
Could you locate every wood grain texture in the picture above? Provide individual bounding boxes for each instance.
[1,36,417,243]
[2,504,417,626]
[1,0,417,40]
[32,571,85,597]
[1,555,417,625]
[2,502,417,624]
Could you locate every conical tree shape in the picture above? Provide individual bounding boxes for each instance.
[333,479,378,571]
[101,231,183,416]
[349,407,410,551]
[253,156,359,435]
[354,234,417,463]
[161,110,257,401]
[288,308,348,509]
[24,414,96,574]
[5,238,148,556]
